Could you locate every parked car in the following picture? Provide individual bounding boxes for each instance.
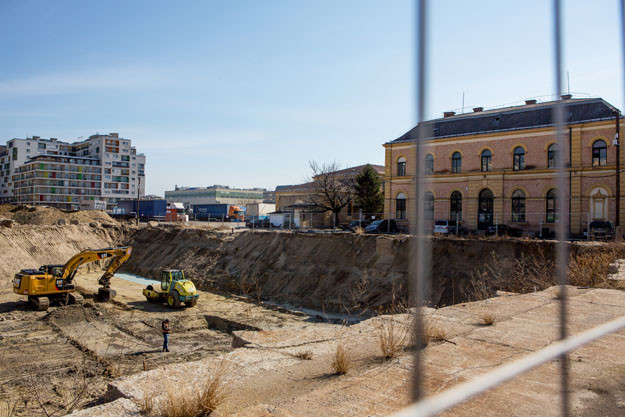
[246,218,271,228]
[588,220,615,240]
[486,224,523,237]
[432,219,467,235]
[365,219,399,234]
[349,219,371,231]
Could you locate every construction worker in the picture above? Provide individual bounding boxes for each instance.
[162,319,170,352]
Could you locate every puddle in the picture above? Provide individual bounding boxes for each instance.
[263,301,366,324]
[114,272,159,287]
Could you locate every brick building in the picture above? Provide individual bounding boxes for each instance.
[276,164,384,228]
[383,97,623,237]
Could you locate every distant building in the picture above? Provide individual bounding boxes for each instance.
[275,164,384,228]
[164,185,265,207]
[1,133,146,210]
[263,190,276,203]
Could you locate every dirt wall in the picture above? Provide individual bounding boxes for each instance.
[124,228,624,314]
[0,224,124,289]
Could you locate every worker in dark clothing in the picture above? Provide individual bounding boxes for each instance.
[162,319,170,352]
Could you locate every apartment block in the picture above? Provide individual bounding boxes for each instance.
[0,133,145,210]
[164,185,265,207]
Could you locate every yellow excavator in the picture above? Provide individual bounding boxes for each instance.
[13,246,132,310]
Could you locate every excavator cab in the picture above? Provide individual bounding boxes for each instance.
[39,265,64,277]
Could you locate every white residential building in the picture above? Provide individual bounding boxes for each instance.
[0,133,146,210]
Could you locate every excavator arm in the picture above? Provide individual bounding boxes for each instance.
[62,247,132,289]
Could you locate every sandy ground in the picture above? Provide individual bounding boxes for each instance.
[4,272,625,416]
[98,286,625,417]
[0,272,322,416]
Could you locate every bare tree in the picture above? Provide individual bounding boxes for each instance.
[307,161,354,227]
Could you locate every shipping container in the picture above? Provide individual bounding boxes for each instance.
[114,199,167,219]
[192,204,245,221]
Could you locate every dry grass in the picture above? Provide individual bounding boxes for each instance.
[0,402,15,417]
[140,391,155,416]
[480,313,495,326]
[568,247,625,287]
[160,362,228,417]
[294,350,313,360]
[426,323,447,342]
[467,244,625,303]
[332,344,351,375]
[378,316,409,359]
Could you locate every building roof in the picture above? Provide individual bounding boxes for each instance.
[275,164,384,194]
[390,98,620,143]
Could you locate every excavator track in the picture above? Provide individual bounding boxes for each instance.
[29,296,49,311]
[69,292,84,305]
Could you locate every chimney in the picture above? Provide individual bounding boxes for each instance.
[561,94,572,100]
[473,107,484,112]
[525,99,537,105]
[443,111,456,118]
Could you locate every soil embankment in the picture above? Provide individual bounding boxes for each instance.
[0,205,128,289]
[0,225,127,289]
[123,227,625,313]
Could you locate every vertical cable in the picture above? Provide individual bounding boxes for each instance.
[619,0,625,229]
[552,0,570,415]
[411,0,431,402]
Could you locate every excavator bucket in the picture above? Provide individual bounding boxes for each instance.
[97,287,117,301]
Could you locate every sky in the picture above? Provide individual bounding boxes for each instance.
[0,0,622,196]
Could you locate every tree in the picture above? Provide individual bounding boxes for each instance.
[307,161,354,227]
[353,164,383,215]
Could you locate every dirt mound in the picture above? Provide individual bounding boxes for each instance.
[44,303,111,326]
[123,227,625,314]
[0,204,117,226]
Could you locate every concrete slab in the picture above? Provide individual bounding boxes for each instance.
[66,398,140,417]
[85,286,625,416]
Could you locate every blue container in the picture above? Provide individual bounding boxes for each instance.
[192,204,229,221]
[115,199,166,219]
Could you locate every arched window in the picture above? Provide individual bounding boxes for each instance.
[513,146,525,171]
[547,144,557,168]
[451,152,462,173]
[424,192,434,220]
[511,189,526,222]
[425,154,434,175]
[546,189,557,223]
[481,149,492,172]
[478,189,494,229]
[396,192,406,220]
[450,191,462,221]
[397,156,406,176]
[592,140,607,167]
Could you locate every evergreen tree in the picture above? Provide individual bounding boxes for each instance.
[353,165,383,214]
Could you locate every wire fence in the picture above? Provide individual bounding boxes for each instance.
[389,0,625,416]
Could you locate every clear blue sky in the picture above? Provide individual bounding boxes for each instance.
[0,1,621,196]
